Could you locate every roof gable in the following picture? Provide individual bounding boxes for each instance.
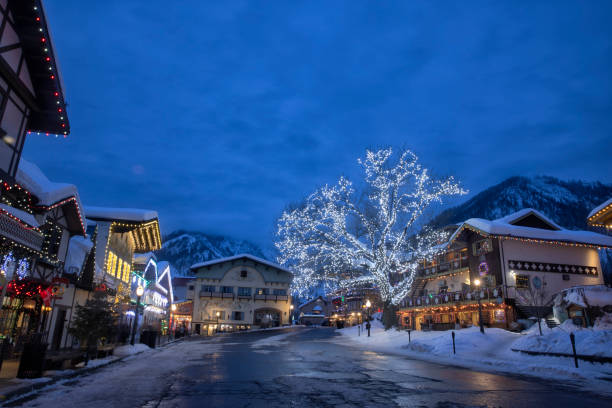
[496,209,561,230]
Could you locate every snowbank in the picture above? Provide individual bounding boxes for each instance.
[513,319,612,357]
[337,319,612,395]
[113,344,151,358]
[560,285,612,308]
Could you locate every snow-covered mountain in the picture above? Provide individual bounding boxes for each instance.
[155,231,267,276]
[429,176,612,230]
[429,176,612,282]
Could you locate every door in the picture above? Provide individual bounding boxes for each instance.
[51,310,66,350]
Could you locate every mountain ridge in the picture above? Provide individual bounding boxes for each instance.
[155,230,268,277]
[429,175,612,230]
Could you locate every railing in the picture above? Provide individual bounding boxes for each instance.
[418,257,469,278]
[199,291,222,298]
[403,286,505,309]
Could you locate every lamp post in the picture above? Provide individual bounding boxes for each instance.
[474,279,485,334]
[365,299,372,321]
[131,285,144,346]
[170,303,177,338]
[216,311,220,333]
[290,304,294,324]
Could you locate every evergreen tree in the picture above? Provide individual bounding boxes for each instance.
[69,290,117,347]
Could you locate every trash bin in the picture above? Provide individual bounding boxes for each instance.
[17,341,47,378]
[140,330,157,349]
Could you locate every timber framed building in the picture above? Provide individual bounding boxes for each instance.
[398,209,612,331]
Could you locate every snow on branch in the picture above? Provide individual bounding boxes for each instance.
[275,147,466,304]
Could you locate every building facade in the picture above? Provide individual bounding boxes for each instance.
[189,254,292,335]
[398,209,611,331]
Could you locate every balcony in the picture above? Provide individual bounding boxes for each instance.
[418,258,469,279]
[402,286,504,309]
[253,294,289,302]
[199,291,222,298]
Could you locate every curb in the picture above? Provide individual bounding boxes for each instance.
[0,340,184,406]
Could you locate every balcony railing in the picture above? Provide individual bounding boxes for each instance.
[199,291,222,298]
[418,257,469,278]
[402,286,504,309]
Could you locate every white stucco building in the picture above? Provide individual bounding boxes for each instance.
[188,254,292,335]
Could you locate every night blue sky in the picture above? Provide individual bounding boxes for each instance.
[24,1,612,247]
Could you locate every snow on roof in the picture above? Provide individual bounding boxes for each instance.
[496,208,562,230]
[64,235,93,274]
[133,252,156,265]
[16,158,84,215]
[559,285,612,308]
[190,253,293,275]
[84,206,158,222]
[0,203,40,227]
[298,296,327,309]
[588,198,612,221]
[448,208,612,248]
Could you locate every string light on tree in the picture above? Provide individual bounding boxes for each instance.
[275,147,467,316]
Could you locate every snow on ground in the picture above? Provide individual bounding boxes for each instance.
[250,330,301,353]
[113,343,152,358]
[4,340,226,408]
[337,318,612,396]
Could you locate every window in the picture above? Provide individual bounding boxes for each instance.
[202,285,216,293]
[238,287,252,296]
[240,270,248,278]
[222,286,234,294]
[188,285,194,291]
[116,259,124,281]
[256,288,268,295]
[272,289,287,296]
[106,252,117,277]
[123,263,131,283]
[515,275,529,289]
[232,311,244,320]
[213,311,225,320]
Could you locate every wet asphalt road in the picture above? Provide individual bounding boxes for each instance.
[151,327,610,408]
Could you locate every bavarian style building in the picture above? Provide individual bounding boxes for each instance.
[398,209,612,331]
[189,254,292,335]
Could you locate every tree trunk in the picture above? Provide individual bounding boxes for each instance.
[536,309,542,336]
[382,301,398,330]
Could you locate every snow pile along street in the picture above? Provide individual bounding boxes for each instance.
[337,317,612,396]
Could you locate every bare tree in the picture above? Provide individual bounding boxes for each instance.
[515,274,550,336]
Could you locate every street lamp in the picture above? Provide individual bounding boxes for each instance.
[365,299,372,321]
[290,304,294,324]
[473,279,485,334]
[216,311,220,333]
[131,285,144,345]
[170,303,177,337]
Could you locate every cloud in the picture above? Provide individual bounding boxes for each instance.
[24,0,612,246]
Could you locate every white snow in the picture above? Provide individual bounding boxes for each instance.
[16,158,85,222]
[113,343,151,357]
[448,208,612,248]
[0,203,40,227]
[513,319,612,357]
[4,340,224,408]
[190,253,293,274]
[64,235,93,274]
[560,285,612,308]
[84,206,158,222]
[337,317,612,395]
[588,197,612,220]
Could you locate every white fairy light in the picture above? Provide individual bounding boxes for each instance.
[275,147,466,305]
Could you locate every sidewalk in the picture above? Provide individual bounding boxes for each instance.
[0,337,184,404]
